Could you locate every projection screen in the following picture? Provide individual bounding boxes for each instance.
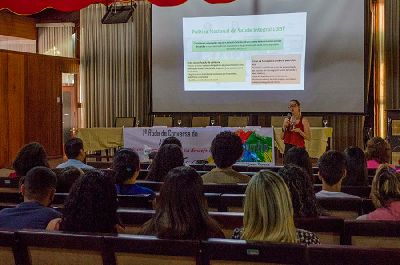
[152,0,365,113]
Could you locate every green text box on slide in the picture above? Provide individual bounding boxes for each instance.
[187,60,245,82]
[192,39,283,52]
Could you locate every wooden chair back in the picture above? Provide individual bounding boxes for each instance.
[115,117,136,127]
[153,116,173,127]
[202,238,307,265]
[192,117,210,127]
[342,220,400,248]
[227,116,249,127]
[104,234,200,265]
[317,198,362,219]
[17,231,110,265]
[308,244,400,265]
[0,230,17,265]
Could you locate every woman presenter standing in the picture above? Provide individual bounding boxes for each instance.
[281,99,311,155]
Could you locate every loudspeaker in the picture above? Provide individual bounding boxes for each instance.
[101,3,137,24]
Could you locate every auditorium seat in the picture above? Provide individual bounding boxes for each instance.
[153,116,173,127]
[0,230,17,265]
[227,116,249,127]
[342,220,400,248]
[192,116,211,127]
[202,238,307,265]
[313,184,371,198]
[218,194,245,212]
[308,244,400,265]
[115,117,136,127]
[294,217,344,245]
[0,178,19,189]
[104,234,200,265]
[118,209,155,234]
[317,197,363,219]
[17,230,109,265]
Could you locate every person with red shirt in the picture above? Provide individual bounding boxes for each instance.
[281,99,311,155]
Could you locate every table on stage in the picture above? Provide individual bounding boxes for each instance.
[76,127,333,159]
[273,127,333,158]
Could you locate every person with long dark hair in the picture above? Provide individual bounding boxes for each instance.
[283,147,313,181]
[343,147,368,186]
[112,148,155,197]
[47,170,122,233]
[145,144,184,182]
[278,164,321,218]
[140,166,224,239]
[12,142,50,177]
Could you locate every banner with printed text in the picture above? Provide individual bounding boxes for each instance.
[123,127,275,166]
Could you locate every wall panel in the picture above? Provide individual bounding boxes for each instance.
[0,53,8,167]
[0,10,37,39]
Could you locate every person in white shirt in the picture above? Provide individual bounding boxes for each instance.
[315,150,359,199]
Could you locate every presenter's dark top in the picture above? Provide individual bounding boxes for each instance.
[283,116,305,148]
[0,201,62,229]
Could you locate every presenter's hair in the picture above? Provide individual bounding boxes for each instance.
[289,99,301,106]
[112,148,140,184]
[146,144,184,182]
[211,131,243,168]
[365,137,391,164]
[318,150,346,186]
[278,164,320,218]
[284,147,313,179]
[12,142,49,177]
[242,170,297,243]
[24,166,57,201]
[64,138,84,159]
[161,137,182,148]
[140,166,222,239]
[371,165,400,208]
[343,147,368,186]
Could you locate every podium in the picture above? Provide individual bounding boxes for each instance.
[386,109,400,164]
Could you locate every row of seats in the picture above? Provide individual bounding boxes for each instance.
[1,229,400,265]
[0,191,375,221]
[116,209,400,247]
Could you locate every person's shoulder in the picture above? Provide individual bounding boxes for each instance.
[46,218,62,231]
[296,229,320,245]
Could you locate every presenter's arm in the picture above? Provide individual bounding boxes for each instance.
[292,118,311,141]
[281,117,290,140]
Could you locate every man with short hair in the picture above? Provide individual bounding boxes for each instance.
[316,150,359,198]
[0,166,62,229]
[202,131,250,184]
[57,137,94,169]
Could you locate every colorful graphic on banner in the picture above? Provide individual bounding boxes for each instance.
[123,127,275,166]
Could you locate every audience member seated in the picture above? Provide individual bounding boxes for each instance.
[147,136,183,169]
[343,147,368,186]
[11,142,50,178]
[161,136,182,148]
[365,137,391,169]
[316,151,360,199]
[0,167,61,229]
[283,147,314,181]
[232,170,319,245]
[112,148,155,198]
[55,167,83,193]
[202,131,250,184]
[278,164,321,218]
[56,138,94,170]
[357,165,400,220]
[145,144,184,182]
[139,166,224,239]
[47,170,123,233]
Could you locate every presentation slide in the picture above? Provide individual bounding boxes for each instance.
[183,13,306,91]
[152,0,365,113]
